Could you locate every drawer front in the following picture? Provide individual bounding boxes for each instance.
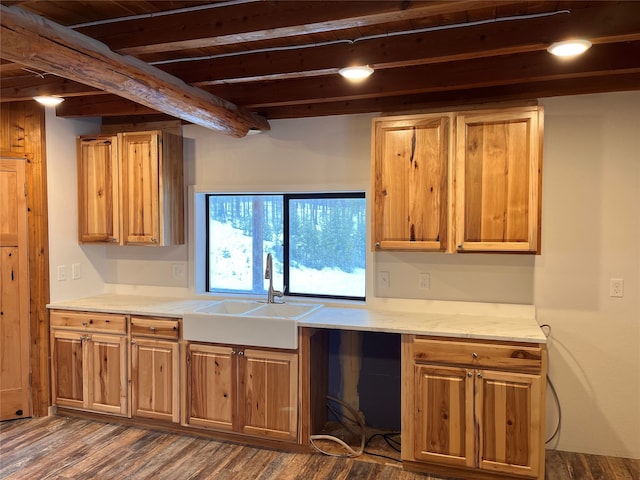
[414,337,542,373]
[50,310,127,334]
[131,317,179,339]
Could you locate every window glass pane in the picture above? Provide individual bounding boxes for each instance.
[288,196,366,298]
[208,195,283,294]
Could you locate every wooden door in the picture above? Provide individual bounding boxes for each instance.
[77,136,119,243]
[412,364,474,468]
[476,369,543,478]
[131,338,179,422]
[0,157,31,420]
[455,107,542,253]
[86,333,128,415]
[372,114,450,251]
[50,330,84,410]
[186,344,235,431]
[241,349,298,441]
[120,131,160,245]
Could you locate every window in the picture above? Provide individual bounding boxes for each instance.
[206,193,365,300]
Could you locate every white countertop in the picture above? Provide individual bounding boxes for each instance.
[47,294,546,344]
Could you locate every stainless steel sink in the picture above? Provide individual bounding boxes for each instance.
[182,301,322,349]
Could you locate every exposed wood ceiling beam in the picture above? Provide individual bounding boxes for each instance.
[0,4,269,137]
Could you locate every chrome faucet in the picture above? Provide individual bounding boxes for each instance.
[265,253,283,303]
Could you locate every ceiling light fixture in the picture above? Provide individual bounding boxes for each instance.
[547,39,592,57]
[34,95,65,106]
[338,65,374,81]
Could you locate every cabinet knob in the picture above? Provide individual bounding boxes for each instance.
[238,351,244,356]
[477,372,483,379]
[151,237,158,243]
[457,244,463,249]
[82,321,88,327]
[375,242,380,249]
[231,350,236,355]
[131,340,136,345]
[467,371,473,378]
[149,326,156,332]
[472,352,478,359]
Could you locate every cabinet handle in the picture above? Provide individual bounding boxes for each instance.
[472,352,478,359]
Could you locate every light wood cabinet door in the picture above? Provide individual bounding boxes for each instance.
[412,364,474,468]
[241,349,298,441]
[186,344,235,431]
[455,107,543,253]
[77,136,120,243]
[372,114,451,251]
[120,131,161,245]
[51,330,85,409]
[477,370,543,478]
[131,338,179,422]
[86,333,128,415]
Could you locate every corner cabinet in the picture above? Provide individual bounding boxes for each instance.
[77,130,184,246]
[402,335,547,480]
[50,310,128,416]
[371,105,543,254]
[184,342,299,442]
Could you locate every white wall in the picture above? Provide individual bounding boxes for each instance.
[44,91,640,458]
[536,92,640,458]
[44,109,106,301]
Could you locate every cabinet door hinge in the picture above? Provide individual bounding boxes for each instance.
[24,182,28,197]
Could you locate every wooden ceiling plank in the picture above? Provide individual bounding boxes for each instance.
[198,41,640,108]
[80,0,514,55]
[0,4,269,136]
[161,2,640,85]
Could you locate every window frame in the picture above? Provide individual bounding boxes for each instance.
[205,191,366,301]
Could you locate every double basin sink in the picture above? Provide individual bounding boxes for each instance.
[182,300,323,349]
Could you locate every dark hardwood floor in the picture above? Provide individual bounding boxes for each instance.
[0,416,638,479]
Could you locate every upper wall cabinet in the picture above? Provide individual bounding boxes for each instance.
[371,105,543,254]
[372,114,452,252]
[77,130,184,246]
[455,107,543,253]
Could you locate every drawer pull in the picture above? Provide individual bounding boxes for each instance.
[472,352,478,359]
[82,321,88,327]
[149,326,156,332]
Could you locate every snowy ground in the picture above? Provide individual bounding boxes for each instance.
[209,220,365,297]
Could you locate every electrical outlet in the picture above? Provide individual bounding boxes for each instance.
[378,271,390,290]
[419,273,430,290]
[72,263,81,280]
[172,263,186,280]
[56,265,66,281]
[609,278,624,298]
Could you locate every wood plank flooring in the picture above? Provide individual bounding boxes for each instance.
[1,416,638,480]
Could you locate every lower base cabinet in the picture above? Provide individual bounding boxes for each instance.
[50,310,128,416]
[402,335,546,480]
[130,316,180,423]
[184,342,298,442]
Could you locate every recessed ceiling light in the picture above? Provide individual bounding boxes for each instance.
[338,65,374,81]
[547,39,592,57]
[34,96,65,106]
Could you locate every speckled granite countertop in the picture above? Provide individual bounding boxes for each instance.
[48,294,546,344]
